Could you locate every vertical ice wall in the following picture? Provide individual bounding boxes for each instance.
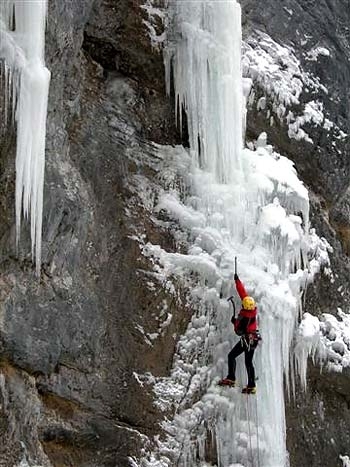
[0,0,50,274]
[138,1,318,466]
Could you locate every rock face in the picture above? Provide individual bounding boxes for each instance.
[0,1,349,467]
[0,1,185,466]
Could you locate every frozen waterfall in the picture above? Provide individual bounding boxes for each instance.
[0,0,50,274]
[137,1,330,467]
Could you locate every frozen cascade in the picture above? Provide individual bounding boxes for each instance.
[0,0,50,274]
[137,1,329,467]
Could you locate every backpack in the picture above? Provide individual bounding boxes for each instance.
[233,315,245,336]
[234,308,257,336]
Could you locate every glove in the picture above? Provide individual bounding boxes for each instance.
[234,273,239,281]
[231,315,236,324]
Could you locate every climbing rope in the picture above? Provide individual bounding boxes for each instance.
[246,394,254,467]
[255,394,261,467]
[246,393,262,467]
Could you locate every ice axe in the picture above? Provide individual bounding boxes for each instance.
[228,256,238,317]
[227,295,236,317]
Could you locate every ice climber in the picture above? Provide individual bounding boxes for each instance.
[218,273,260,394]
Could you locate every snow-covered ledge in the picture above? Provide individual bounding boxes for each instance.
[295,305,350,388]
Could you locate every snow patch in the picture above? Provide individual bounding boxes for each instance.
[340,455,350,467]
[306,46,331,61]
[243,31,327,115]
[243,32,347,144]
[141,1,166,49]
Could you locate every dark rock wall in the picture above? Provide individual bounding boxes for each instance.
[0,1,185,466]
[286,367,350,467]
[0,0,349,466]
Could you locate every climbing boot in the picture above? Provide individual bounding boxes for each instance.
[218,378,236,387]
[242,386,256,394]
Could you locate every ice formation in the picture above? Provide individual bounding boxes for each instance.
[134,1,332,467]
[0,0,50,274]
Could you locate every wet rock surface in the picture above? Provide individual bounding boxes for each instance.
[0,0,349,466]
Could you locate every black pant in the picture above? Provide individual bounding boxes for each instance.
[228,338,256,387]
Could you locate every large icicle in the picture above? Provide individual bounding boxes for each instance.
[0,0,50,274]
[164,0,244,183]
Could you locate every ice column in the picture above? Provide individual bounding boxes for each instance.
[165,0,244,183]
[0,0,50,274]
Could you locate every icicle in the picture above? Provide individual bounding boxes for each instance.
[166,0,243,183]
[0,0,50,275]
